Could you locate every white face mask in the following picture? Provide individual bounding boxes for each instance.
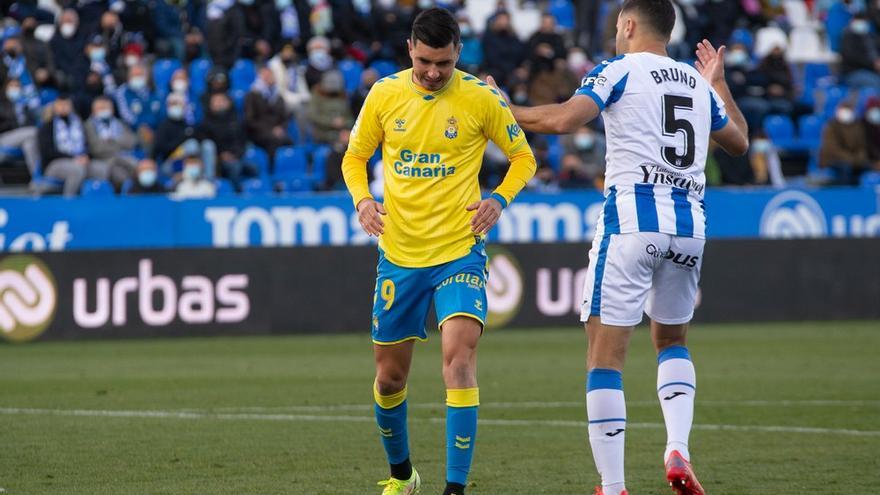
[726,50,749,67]
[5,87,21,101]
[167,105,185,120]
[89,48,106,62]
[851,20,871,35]
[129,76,147,90]
[183,164,201,180]
[574,134,595,150]
[138,169,157,187]
[172,80,189,93]
[125,55,140,67]
[567,52,587,71]
[868,108,880,125]
[751,139,772,154]
[95,109,113,120]
[60,23,77,38]
[836,108,856,124]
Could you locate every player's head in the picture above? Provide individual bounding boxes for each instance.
[408,7,461,91]
[616,0,676,54]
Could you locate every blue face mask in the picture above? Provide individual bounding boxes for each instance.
[5,87,21,101]
[138,169,157,187]
[89,48,106,62]
[167,105,185,120]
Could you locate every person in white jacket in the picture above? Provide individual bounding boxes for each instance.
[268,42,311,121]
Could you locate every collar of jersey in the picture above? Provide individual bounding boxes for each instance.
[407,68,456,99]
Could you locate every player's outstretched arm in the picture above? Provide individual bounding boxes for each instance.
[486,76,600,134]
[696,39,749,156]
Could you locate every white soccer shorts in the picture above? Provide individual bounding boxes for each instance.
[580,232,704,326]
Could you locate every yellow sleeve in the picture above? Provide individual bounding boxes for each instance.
[482,97,536,207]
[342,86,385,208]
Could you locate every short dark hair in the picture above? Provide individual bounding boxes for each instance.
[621,0,676,40]
[411,7,460,48]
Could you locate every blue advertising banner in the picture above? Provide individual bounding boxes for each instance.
[3,187,879,252]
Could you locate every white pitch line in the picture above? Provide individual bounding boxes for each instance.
[1,407,878,438]
[205,399,880,413]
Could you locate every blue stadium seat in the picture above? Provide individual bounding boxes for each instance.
[797,114,825,152]
[80,179,115,196]
[39,87,58,105]
[825,2,852,53]
[230,59,257,91]
[369,60,399,78]
[763,114,798,151]
[241,176,273,194]
[214,178,235,195]
[120,178,134,195]
[821,85,848,118]
[287,118,301,144]
[274,146,308,175]
[860,171,880,187]
[153,58,182,94]
[243,145,270,176]
[231,89,247,115]
[189,58,213,97]
[0,145,24,160]
[311,145,331,184]
[339,59,363,95]
[799,63,834,106]
[548,0,575,30]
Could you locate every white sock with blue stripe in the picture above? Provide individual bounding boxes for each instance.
[586,369,626,495]
[657,345,696,463]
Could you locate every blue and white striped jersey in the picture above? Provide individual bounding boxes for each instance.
[576,53,728,240]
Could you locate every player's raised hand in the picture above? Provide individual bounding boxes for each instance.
[466,197,503,235]
[485,76,511,107]
[695,39,726,85]
[356,198,386,236]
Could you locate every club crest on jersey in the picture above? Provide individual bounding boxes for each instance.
[445,116,458,139]
[394,118,406,132]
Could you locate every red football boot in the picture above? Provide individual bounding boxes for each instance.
[665,450,705,495]
[593,488,629,495]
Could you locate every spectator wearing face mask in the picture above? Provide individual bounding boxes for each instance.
[115,63,161,148]
[200,71,231,110]
[320,128,350,190]
[561,125,606,182]
[350,68,378,118]
[206,0,245,71]
[84,96,139,190]
[482,11,524,86]
[36,95,96,196]
[526,13,566,64]
[862,99,880,170]
[840,14,880,89]
[199,92,258,190]
[245,67,293,169]
[724,42,773,132]
[98,11,126,71]
[2,37,38,104]
[165,69,197,123]
[0,78,40,175]
[269,0,311,50]
[820,102,869,185]
[456,14,481,73]
[305,36,335,90]
[308,70,353,145]
[269,43,311,117]
[747,134,785,187]
[81,36,117,97]
[128,158,166,194]
[19,16,56,89]
[172,153,217,199]
[154,92,216,179]
[50,9,88,90]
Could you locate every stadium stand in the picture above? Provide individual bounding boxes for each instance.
[1,0,879,195]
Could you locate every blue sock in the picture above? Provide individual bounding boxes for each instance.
[374,383,410,474]
[446,388,479,486]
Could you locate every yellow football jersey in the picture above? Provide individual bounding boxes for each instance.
[343,68,534,268]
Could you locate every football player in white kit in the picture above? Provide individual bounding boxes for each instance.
[487,1,749,494]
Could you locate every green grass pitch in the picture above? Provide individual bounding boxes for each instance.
[1,321,878,494]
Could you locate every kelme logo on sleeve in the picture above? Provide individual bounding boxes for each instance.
[0,255,57,343]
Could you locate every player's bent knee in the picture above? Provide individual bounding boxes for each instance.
[375,374,408,396]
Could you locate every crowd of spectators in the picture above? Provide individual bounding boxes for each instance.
[1,0,880,198]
